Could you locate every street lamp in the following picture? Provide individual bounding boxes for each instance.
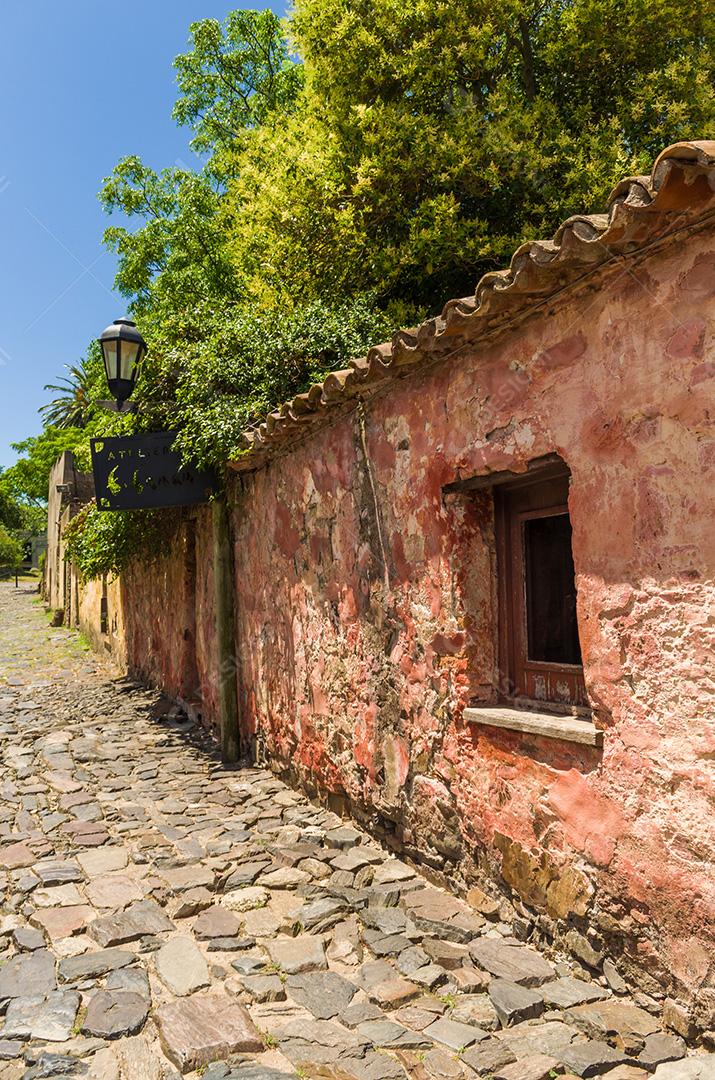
[98,316,147,412]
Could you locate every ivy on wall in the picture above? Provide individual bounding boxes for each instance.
[63,503,170,582]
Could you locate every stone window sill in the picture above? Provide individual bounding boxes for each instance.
[464,706,603,747]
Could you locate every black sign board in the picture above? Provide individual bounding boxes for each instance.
[91,431,216,511]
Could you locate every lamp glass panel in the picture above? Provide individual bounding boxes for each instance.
[102,339,118,381]
[120,340,140,381]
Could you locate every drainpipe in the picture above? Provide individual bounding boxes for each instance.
[212,495,240,764]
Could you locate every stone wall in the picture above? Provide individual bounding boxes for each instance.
[49,474,219,730]
[45,453,75,615]
[65,224,714,1027]
[45,452,94,624]
[77,575,126,666]
[107,511,218,730]
[226,229,715,1023]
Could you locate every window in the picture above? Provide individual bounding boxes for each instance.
[494,462,587,710]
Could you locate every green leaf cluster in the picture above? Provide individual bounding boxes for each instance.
[0,471,26,571]
[229,0,714,308]
[0,476,24,532]
[0,468,46,565]
[141,292,395,470]
[172,9,304,154]
[63,502,170,582]
[0,525,23,571]
[1,428,89,506]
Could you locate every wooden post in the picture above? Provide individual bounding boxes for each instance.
[212,497,240,763]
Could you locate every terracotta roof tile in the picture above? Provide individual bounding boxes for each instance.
[230,140,715,472]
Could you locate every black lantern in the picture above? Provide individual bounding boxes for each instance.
[98,317,147,407]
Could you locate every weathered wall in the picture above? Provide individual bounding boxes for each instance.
[72,507,219,729]
[61,222,715,1026]
[229,230,715,1020]
[118,511,215,721]
[45,453,76,613]
[45,453,95,624]
[78,576,126,667]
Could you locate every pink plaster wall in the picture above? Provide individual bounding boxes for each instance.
[231,231,715,1017]
[119,510,217,722]
[83,228,715,1021]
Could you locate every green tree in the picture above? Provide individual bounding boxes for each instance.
[103,1,714,324]
[39,342,105,430]
[0,468,46,535]
[0,471,23,531]
[100,161,237,316]
[0,524,23,572]
[58,0,715,579]
[170,292,394,468]
[235,0,714,309]
[1,428,88,506]
[173,10,303,157]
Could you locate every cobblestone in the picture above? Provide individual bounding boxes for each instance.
[0,582,712,1078]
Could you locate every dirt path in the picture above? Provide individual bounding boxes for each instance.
[0,582,709,1079]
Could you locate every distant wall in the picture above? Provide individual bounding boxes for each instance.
[75,510,219,731]
[77,575,126,667]
[45,453,74,613]
[45,452,93,624]
[120,512,216,724]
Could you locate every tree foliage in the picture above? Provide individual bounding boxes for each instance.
[97,0,714,452]
[31,0,714,579]
[63,502,169,582]
[0,473,23,532]
[0,525,23,571]
[1,428,88,506]
[239,0,714,308]
[173,10,304,156]
[101,161,237,314]
[39,342,105,430]
[151,293,394,469]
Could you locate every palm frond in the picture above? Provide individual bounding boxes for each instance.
[38,357,97,430]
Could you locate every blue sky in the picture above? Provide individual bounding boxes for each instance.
[0,1,282,469]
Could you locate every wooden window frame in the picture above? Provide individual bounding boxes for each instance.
[494,463,589,714]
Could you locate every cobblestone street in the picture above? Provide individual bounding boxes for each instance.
[0,582,711,1079]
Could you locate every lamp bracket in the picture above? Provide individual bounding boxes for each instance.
[98,400,137,414]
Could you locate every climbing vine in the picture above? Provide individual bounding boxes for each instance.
[63,502,171,582]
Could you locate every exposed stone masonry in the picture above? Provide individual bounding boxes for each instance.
[0,583,712,1079]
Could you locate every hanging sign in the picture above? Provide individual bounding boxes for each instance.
[91,431,216,511]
